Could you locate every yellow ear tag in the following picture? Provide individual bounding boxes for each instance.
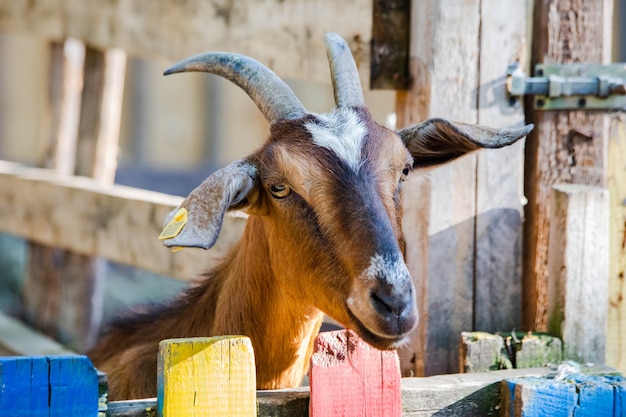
[158,207,188,240]
[171,246,184,253]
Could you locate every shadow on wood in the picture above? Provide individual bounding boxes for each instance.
[402,204,522,376]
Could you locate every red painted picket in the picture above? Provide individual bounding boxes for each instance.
[309,330,402,417]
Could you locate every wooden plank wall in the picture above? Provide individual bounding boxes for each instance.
[0,0,372,85]
[523,0,613,332]
[547,185,609,364]
[398,0,529,376]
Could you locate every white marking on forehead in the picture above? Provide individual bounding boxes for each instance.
[304,108,367,171]
[362,253,410,285]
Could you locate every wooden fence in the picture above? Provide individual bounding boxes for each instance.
[0,323,623,416]
[0,0,624,397]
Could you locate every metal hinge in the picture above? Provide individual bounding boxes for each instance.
[506,63,626,110]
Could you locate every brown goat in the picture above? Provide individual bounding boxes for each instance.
[88,33,532,400]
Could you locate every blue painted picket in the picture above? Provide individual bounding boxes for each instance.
[0,355,99,416]
[503,374,626,417]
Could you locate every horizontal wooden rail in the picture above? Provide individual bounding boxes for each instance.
[107,366,621,417]
[0,0,372,85]
[0,161,246,281]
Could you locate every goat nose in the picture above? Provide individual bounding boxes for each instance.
[370,282,415,321]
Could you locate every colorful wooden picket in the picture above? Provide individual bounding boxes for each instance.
[0,355,99,416]
[1,333,624,416]
[502,373,626,417]
[157,336,256,417]
[309,330,401,417]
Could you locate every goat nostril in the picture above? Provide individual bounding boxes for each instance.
[370,291,394,315]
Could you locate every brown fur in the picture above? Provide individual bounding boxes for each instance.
[89,218,326,399]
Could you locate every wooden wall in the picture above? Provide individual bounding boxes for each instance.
[398,0,529,376]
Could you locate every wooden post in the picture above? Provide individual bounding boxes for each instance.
[23,39,85,347]
[547,184,609,364]
[398,0,528,376]
[512,333,562,369]
[76,46,126,184]
[608,115,626,374]
[23,42,126,352]
[157,337,256,417]
[473,0,528,334]
[309,330,401,417]
[459,332,506,373]
[460,331,563,373]
[0,355,99,416]
[523,0,613,331]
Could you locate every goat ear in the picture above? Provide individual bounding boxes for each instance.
[159,159,258,250]
[398,118,533,168]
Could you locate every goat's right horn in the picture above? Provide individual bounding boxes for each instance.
[325,33,365,108]
[164,53,306,125]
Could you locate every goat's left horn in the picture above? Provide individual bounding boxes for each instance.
[324,33,365,108]
[164,53,306,125]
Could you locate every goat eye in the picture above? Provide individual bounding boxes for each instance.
[269,183,291,199]
[400,166,411,182]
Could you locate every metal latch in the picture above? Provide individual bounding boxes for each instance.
[507,63,626,110]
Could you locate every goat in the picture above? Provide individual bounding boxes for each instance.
[88,33,532,400]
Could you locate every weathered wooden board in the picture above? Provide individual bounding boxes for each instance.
[547,184,609,364]
[608,114,626,374]
[398,0,481,377]
[0,161,247,282]
[398,0,528,377]
[473,0,528,333]
[402,156,479,376]
[523,0,613,331]
[0,0,372,85]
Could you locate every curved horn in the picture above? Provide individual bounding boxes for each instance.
[164,53,306,125]
[324,33,365,108]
